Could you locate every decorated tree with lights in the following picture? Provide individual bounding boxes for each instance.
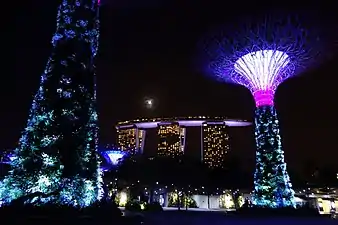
[0,0,103,207]
[204,15,332,208]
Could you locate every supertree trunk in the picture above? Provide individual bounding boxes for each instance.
[0,0,103,207]
[252,105,295,208]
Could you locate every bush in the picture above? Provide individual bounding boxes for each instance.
[125,200,142,212]
[187,199,198,208]
[144,202,163,212]
[168,195,198,208]
[0,201,123,223]
[84,200,123,219]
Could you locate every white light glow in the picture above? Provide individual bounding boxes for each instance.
[146,99,153,105]
[107,152,124,165]
[144,98,154,109]
[119,192,128,206]
[234,50,290,92]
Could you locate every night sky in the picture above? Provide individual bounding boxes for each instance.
[6,1,338,175]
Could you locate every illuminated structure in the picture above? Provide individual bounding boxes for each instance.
[117,126,146,155]
[116,117,250,165]
[0,0,102,207]
[101,150,126,165]
[202,122,229,168]
[101,150,127,170]
[157,122,185,157]
[204,15,330,208]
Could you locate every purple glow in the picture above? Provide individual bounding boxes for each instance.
[233,50,290,106]
[253,90,274,107]
[158,122,175,126]
[118,124,134,129]
[102,150,126,165]
[8,156,16,161]
[203,122,225,125]
[0,153,16,164]
[212,49,292,106]
[117,119,251,129]
[205,17,328,107]
[234,50,290,91]
[107,152,124,164]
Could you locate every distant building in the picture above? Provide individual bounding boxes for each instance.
[116,125,146,155]
[115,117,251,168]
[157,122,186,157]
[202,122,230,169]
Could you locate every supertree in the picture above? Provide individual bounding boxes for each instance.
[203,15,333,208]
[0,0,103,207]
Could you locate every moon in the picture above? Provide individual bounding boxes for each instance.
[144,98,154,109]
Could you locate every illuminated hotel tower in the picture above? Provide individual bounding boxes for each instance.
[117,125,146,155]
[201,122,230,168]
[157,122,186,157]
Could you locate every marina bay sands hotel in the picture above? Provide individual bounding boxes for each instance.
[116,116,251,168]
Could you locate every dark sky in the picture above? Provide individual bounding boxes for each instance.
[5,1,338,174]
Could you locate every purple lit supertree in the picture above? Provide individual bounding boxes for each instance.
[204,15,332,208]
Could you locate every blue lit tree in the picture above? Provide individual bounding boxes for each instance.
[253,106,294,207]
[203,15,333,208]
[0,0,103,207]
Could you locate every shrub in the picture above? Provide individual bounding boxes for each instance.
[144,202,163,212]
[125,200,142,212]
[0,200,123,223]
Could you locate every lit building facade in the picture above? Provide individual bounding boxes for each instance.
[202,122,230,169]
[117,125,146,155]
[116,117,250,160]
[157,122,186,157]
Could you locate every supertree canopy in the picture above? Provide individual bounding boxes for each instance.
[0,0,103,207]
[204,15,333,208]
[233,50,290,106]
